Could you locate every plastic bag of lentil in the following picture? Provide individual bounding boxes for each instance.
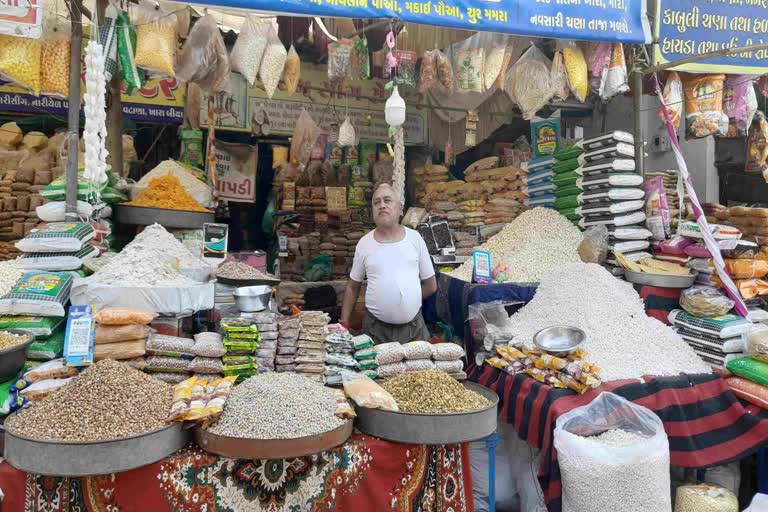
[674,484,738,512]
[40,21,71,99]
[375,342,406,365]
[403,340,433,360]
[0,34,42,96]
[505,44,554,120]
[134,0,177,78]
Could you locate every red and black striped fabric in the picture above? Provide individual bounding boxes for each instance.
[635,284,683,325]
[468,363,768,512]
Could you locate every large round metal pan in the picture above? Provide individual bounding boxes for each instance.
[115,204,214,229]
[3,421,188,476]
[195,419,353,459]
[354,382,498,445]
[623,269,697,288]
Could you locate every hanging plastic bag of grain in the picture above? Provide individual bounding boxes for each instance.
[40,19,71,99]
[434,49,454,92]
[560,40,588,102]
[554,392,671,512]
[505,44,554,120]
[674,484,738,512]
[175,14,230,94]
[134,0,178,78]
[659,71,684,130]
[483,44,506,92]
[551,50,570,101]
[259,26,287,99]
[454,46,484,93]
[231,15,273,87]
[599,43,629,101]
[282,44,301,95]
[116,10,144,94]
[0,34,42,95]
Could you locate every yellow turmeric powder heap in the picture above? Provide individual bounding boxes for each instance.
[126,173,210,212]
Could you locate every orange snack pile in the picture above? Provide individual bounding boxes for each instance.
[126,173,210,212]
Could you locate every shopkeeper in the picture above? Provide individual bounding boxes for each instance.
[340,183,437,344]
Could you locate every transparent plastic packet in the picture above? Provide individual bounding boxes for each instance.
[0,34,42,95]
[40,18,71,98]
[175,14,231,94]
[134,0,177,78]
[341,370,398,411]
[230,15,272,87]
[259,26,287,99]
[282,44,301,94]
[505,44,554,120]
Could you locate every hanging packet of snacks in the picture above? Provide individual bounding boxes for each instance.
[551,50,570,101]
[134,0,178,78]
[483,44,507,91]
[259,26,287,99]
[723,75,751,137]
[658,71,683,130]
[328,39,353,83]
[418,50,437,93]
[395,50,418,87]
[435,49,454,92]
[559,40,588,102]
[282,44,301,95]
[116,10,143,94]
[586,42,612,94]
[495,44,514,89]
[40,19,71,99]
[599,43,628,101]
[0,34,42,95]
[505,44,554,120]
[746,111,768,177]
[290,109,321,167]
[338,117,356,147]
[351,36,370,80]
[175,14,231,94]
[230,15,273,87]
[454,46,484,93]
[683,73,728,138]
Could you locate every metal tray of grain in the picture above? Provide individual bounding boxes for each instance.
[115,204,214,229]
[3,421,188,476]
[354,382,498,445]
[195,419,353,459]
[623,269,697,288]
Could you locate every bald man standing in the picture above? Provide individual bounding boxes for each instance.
[340,183,437,344]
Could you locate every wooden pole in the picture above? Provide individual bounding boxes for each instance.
[64,0,83,220]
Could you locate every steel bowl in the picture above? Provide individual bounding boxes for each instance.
[233,285,272,312]
[533,326,585,356]
[0,329,35,382]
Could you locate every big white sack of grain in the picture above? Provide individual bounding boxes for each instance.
[554,392,672,512]
[507,262,711,381]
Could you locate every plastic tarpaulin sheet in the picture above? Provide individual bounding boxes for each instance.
[170,0,652,43]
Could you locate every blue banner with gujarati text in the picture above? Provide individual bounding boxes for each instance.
[174,0,651,43]
[656,0,768,73]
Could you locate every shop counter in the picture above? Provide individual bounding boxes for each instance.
[0,432,475,512]
[468,363,768,512]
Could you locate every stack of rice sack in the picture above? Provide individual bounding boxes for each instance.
[276,315,300,372]
[93,307,153,366]
[252,312,279,373]
[295,310,330,383]
[220,317,259,382]
[0,125,60,246]
[144,334,195,383]
[525,157,556,209]
[431,343,468,379]
[669,309,749,369]
[14,222,99,272]
[352,334,378,378]
[414,164,451,206]
[191,331,226,380]
[324,323,355,385]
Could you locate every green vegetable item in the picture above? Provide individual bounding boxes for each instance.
[116,10,144,94]
[0,315,63,336]
[727,357,768,387]
[553,145,584,161]
[28,328,65,361]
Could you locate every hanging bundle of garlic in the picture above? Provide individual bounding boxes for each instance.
[392,126,405,204]
[82,37,109,190]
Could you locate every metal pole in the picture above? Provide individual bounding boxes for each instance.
[632,51,644,178]
[65,0,83,220]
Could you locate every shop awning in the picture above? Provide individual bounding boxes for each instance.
[171,0,652,44]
